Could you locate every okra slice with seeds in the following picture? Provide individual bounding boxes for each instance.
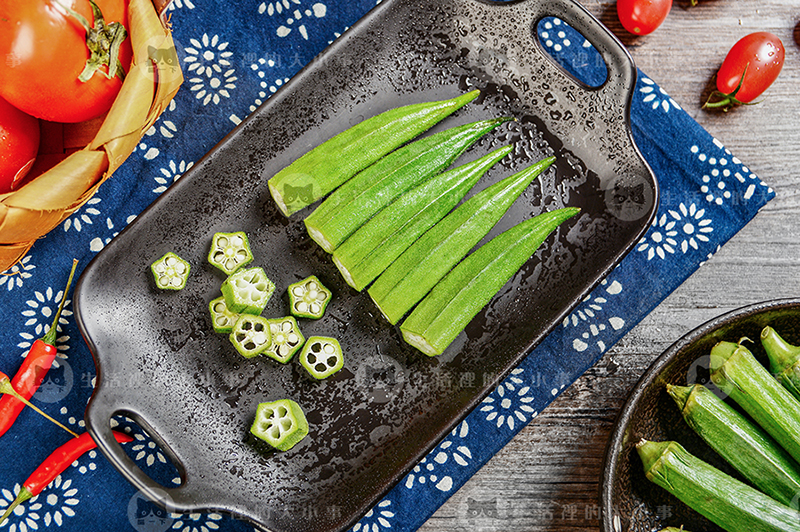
[288,275,331,319]
[369,156,556,325]
[264,317,305,364]
[333,145,514,291]
[401,208,579,356]
[229,315,272,358]
[300,336,343,379]
[250,399,308,451]
[761,326,800,401]
[151,252,190,290]
[221,266,275,315]
[710,339,800,465]
[268,90,480,216]
[637,439,800,532]
[304,117,511,253]
[208,231,253,275]
[208,296,240,333]
[667,383,800,507]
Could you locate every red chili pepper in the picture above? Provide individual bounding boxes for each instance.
[0,259,78,438]
[0,430,133,524]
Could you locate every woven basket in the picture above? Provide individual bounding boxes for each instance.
[0,0,183,272]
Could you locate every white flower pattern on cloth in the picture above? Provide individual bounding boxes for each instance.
[259,0,328,40]
[63,197,102,233]
[480,369,537,431]
[405,421,471,492]
[0,256,35,290]
[17,287,72,358]
[248,58,291,113]
[153,160,195,194]
[0,478,79,530]
[184,34,237,106]
[351,499,394,532]
[639,77,681,113]
[565,278,626,354]
[169,512,223,531]
[538,18,572,52]
[691,139,771,205]
[89,215,137,253]
[637,203,714,260]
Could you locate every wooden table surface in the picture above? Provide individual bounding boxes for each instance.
[419,0,800,530]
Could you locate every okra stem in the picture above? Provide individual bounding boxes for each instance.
[710,340,800,465]
[637,439,800,532]
[268,90,480,216]
[667,383,800,506]
[369,156,556,325]
[762,326,800,402]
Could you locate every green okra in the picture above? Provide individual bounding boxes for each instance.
[299,336,344,380]
[304,117,511,253]
[208,295,240,333]
[667,383,800,506]
[207,231,253,275]
[368,156,556,325]
[710,339,800,465]
[268,90,480,216]
[287,275,331,319]
[151,252,190,290]
[637,439,800,532]
[220,266,275,315]
[263,316,305,364]
[229,315,272,358]
[762,326,800,402]
[250,399,308,451]
[333,145,514,292]
[400,207,579,356]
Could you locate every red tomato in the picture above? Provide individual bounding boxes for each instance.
[714,32,784,105]
[0,97,40,194]
[617,0,672,36]
[0,0,132,123]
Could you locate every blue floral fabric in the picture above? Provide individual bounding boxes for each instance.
[0,3,773,532]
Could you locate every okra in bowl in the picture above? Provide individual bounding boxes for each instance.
[601,298,800,532]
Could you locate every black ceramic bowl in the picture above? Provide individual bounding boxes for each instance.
[601,298,800,532]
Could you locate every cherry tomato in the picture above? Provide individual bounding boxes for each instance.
[616,0,672,36]
[706,32,785,108]
[0,0,132,123]
[0,97,40,194]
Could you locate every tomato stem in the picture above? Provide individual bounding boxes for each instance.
[56,0,128,83]
[703,63,758,111]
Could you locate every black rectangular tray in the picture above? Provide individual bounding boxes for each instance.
[75,0,657,530]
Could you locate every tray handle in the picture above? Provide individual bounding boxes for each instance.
[85,395,221,517]
[523,0,637,103]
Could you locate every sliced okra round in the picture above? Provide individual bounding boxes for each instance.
[288,275,331,319]
[250,399,309,451]
[299,336,343,379]
[208,296,240,333]
[221,266,275,315]
[208,231,253,275]
[229,315,272,358]
[151,252,191,290]
[264,317,305,364]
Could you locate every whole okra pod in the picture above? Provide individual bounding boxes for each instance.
[667,383,800,506]
[637,439,800,532]
[762,326,800,402]
[710,339,800,465]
